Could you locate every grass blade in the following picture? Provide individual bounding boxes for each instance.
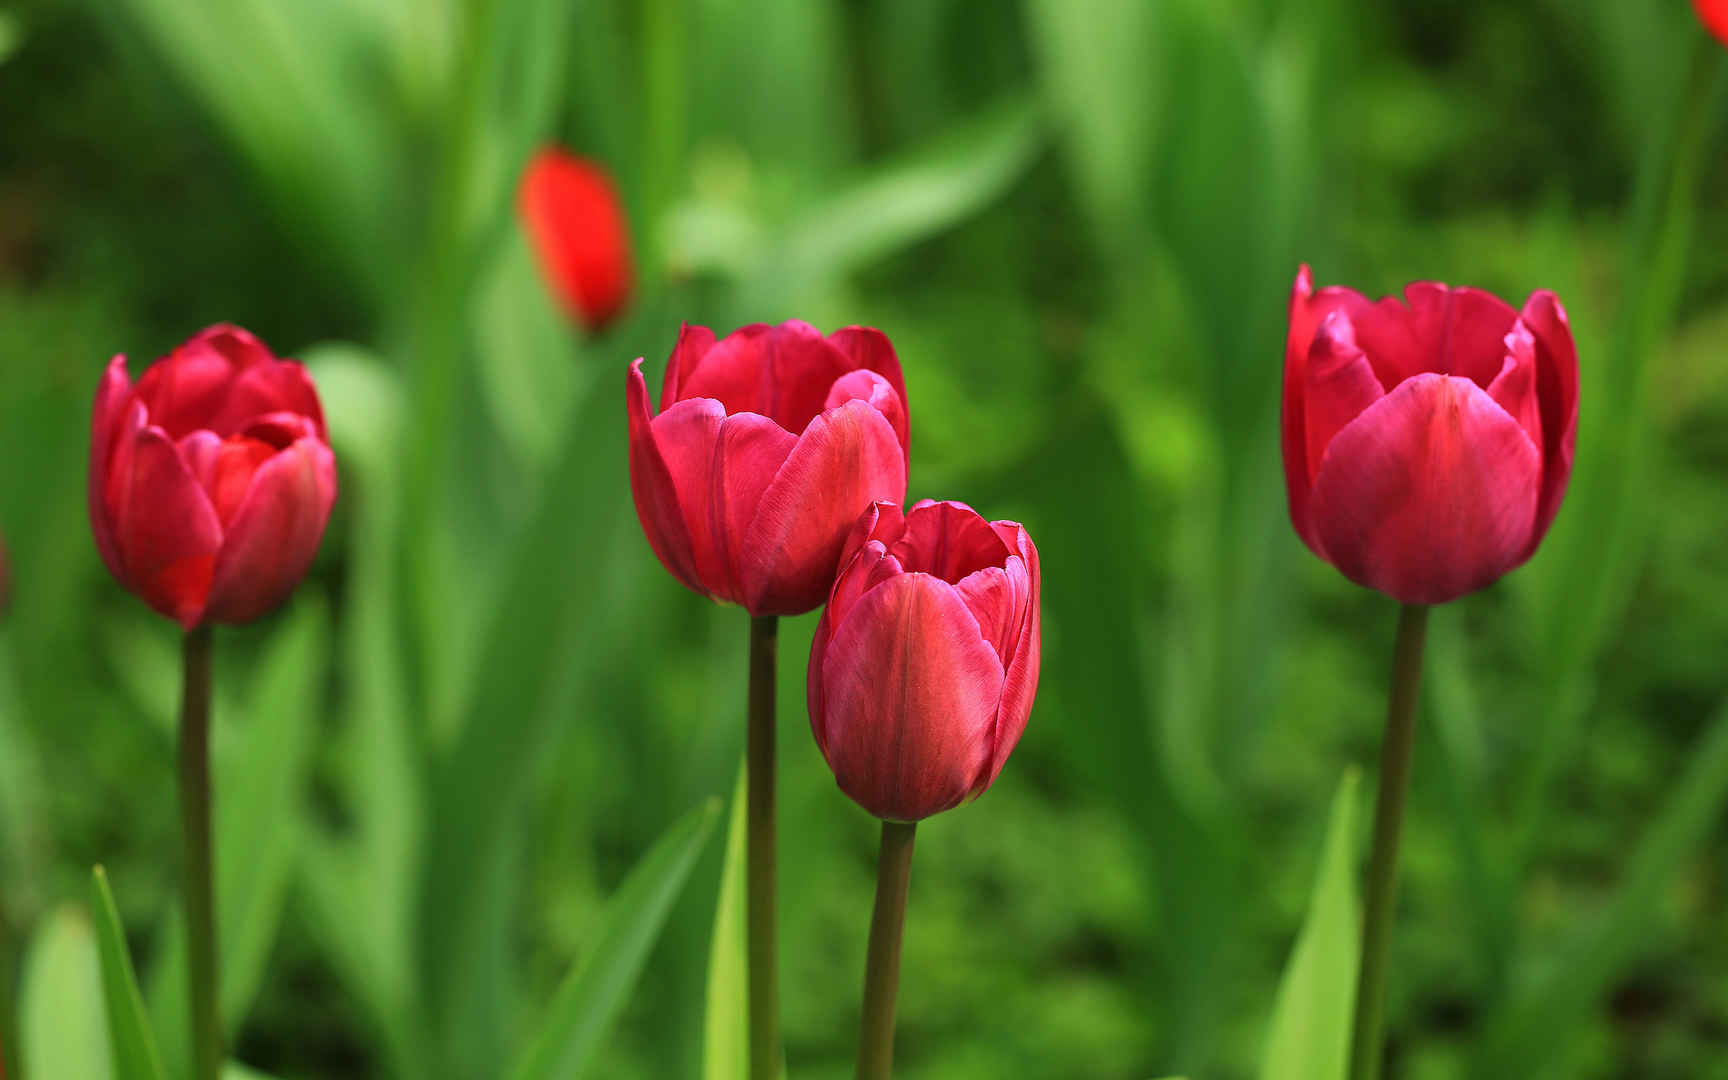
[702,766,748,1080]
[1258,770,1361,1080]
[1477,699,1728,1076]
[508,799,722,1080]
[90,867,166,1080]
[20,906,112,1080]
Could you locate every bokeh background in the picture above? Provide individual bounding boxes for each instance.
[3,1,1728,1077]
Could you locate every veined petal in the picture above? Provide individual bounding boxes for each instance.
[819,573,1005,822]
[1309,373,1541,605]
[1519,290,1579,547]
[825,369,908,469]
[111,424,222,627]
[628,359,708,596]
[827,326,911,461]
[1487,321,1542,450]
[1303,313,1385,491]
[89,355,135,581]
[739,400,905,615]
[674,321,855,435]
[204,438,337,624]
[660,323,718,412]
[888,500,1009,584]
[983,522,1040,792]
[1353,282,1519,390]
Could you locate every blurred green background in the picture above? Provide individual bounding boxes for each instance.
[3,0,1728,1077]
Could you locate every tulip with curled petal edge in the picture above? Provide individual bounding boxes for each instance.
[627,320,912,1080]
[89,324,338,630]
[1283,266,1580,1080]
[88,323,338,1080]
[1283,264,1578,606]
[808,499,1041,1080]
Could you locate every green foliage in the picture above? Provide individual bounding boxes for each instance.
[508,799,720,1080]
[90,868,167,1080]
[2,0,1727,1076]
[1258,770,1360,1080]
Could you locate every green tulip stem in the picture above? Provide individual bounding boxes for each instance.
[1348,603,1430,1080]
[179,623,221,1080]
[856,819,917,1080]
[747,614,780,1080]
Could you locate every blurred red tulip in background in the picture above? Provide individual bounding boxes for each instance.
[89,325,338,629]
[809,500,1041,822]
[1282,265,1578,605]
[1695,0,1728,46]
[628,321,910,616]
[519,147,633,333]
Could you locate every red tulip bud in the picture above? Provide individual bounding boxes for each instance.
[519,147,633,333]
[808,500,1042,822]
[1282,266,1578,605]
[89,325,338,629]
[629,321,911,616]
[1696,0,1728,46]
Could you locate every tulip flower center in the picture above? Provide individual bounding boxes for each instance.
[889,505,1011,584]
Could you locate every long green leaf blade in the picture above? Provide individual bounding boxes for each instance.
[20,906,112,1080]
[702,766,748,1080]
[90,867,166,1080]
[1258,770,1361,1080]
[509,799,721,1080]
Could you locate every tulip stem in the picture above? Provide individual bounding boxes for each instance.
[747,614,779,1080]
[179,624,221,1080]
[856,820,916,1080]
[1348,603,1429,1080]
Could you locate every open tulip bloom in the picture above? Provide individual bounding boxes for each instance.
[1284,266,1578,1080]
[88,324,337,1080]
[809,499,1041,1078]
[627,320,911,1079]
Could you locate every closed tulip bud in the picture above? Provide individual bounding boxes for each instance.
[628,321,911,616]
[1283,265,1579,605]
[519,147,633,333]
[808,500,1042,822]
[1696,0,1728,46]
[89,325,338,629]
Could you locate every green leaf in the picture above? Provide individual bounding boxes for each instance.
[1477,699,1728,1077]
[20,906,112,1080]
[1023,0,1160,242]
[508,799,722,1080]
[702,766,749,1080]
[299,345,427,1079]
[149,600,330,1075]
[766,95,1043,291]
[90,867,167,1080]
[1258,770,1360,1080]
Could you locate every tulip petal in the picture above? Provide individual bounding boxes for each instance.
[628,361,708,596]
[827,326,911,461]
[739,400,906,615]
[519,149,633,331]
[132,342,237,440]
[89,355,135,581]
[809,537,897,747]
[819,573,1005,821]
[954,566,1017,664]
[1486,322,1542,450]
[1309,373,1541,604]
[1284,267,1378,552]
[1353,283,1519,390]
[207,360,328,440]
[660,324,718,413]
[674,322,855,435]
[1519,290,1579,546]
[984,522,1041,790]
[888,500,1011,584]
[203,438,337,624]
[825,369,909,469]
[1303,313,1385,488]
[110,424,223,627]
